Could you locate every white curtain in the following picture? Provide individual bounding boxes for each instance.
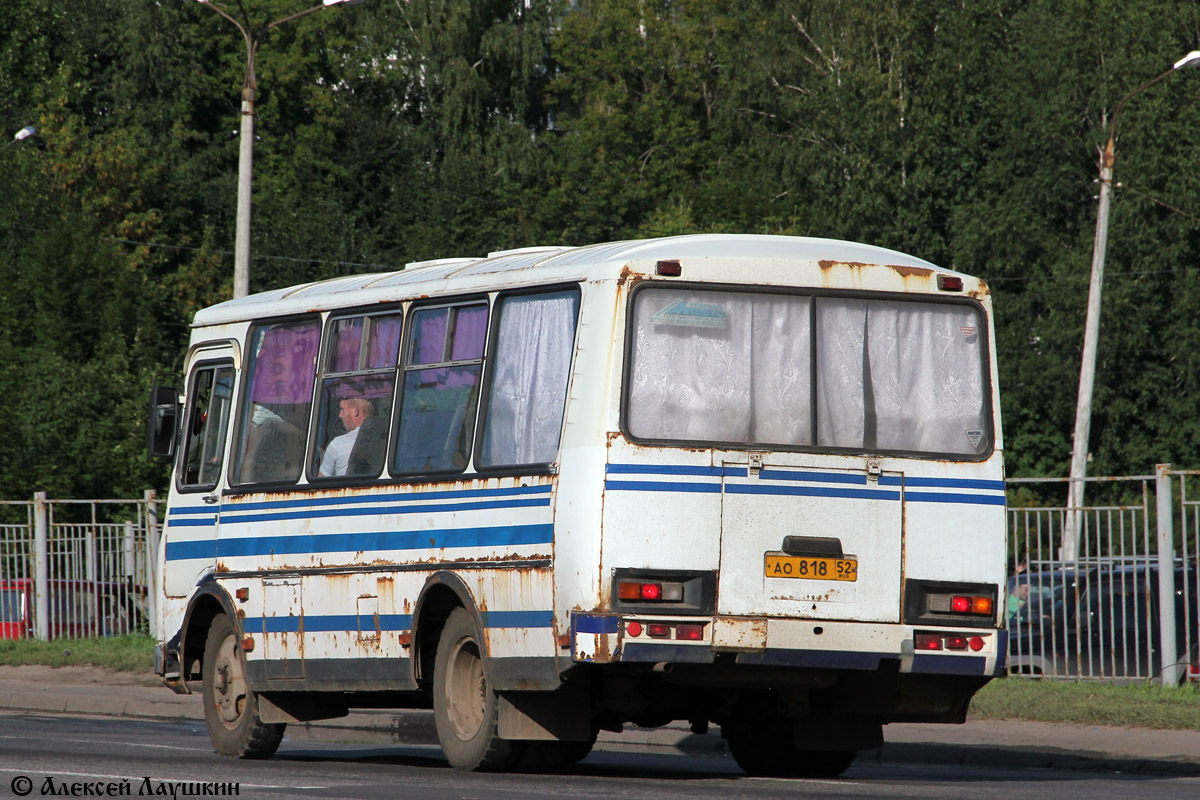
[480,291,580,466]
[816,298,987,454]
[627,290,812,445]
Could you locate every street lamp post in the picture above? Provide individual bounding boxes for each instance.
[9,125,36,145]
[1064,50,1200,561]
[194,0,363,299]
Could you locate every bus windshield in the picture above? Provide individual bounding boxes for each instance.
[626,286,989,457]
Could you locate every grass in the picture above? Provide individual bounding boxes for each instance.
[0,634,155,673]
[969,676,1200,729]
[2,637,1199,730]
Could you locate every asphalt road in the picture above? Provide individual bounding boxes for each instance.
[0,713,1198,800]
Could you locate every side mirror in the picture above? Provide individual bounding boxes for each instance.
[146,378,180,460]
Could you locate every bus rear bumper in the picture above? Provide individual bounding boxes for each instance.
[570,613,1006,677]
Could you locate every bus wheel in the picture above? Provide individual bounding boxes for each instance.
[433,607,519,770]
[201,615,284,759]
[518,727,598,772]
[725,719,855,778]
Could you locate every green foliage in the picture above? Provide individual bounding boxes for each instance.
[3,0,1200,500]
[0,634,155,673]
[972,677,1200,730]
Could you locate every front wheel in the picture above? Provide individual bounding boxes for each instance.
[201,615,285,759]
[432,607,520,770]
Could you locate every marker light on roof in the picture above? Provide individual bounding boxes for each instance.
[656,259,682,276]
[938,274,964,292]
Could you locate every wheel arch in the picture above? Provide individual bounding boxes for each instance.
[179,580,239,685]
[412,571,480,687]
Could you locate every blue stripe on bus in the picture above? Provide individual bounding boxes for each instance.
[481,610,554,628]
[164,523,553,561]
[905,491,1007,506]
[900,477,1006,491]
[243,611,550,633]
[726,483,902,501]
[166,516,218,528]
[165,484,552,522]
[224,484,552,513]
[759,469,872,486]
[604,480,721,494]
[219,496,550,525]
[572,613,621,634]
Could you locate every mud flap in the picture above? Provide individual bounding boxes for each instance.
[498,689,591,741]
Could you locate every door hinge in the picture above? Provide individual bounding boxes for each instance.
[748,453,763,478]
[866,459,882,483]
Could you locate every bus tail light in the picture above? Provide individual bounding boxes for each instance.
[646,623,670,638]
[915,632,989,652]
[675,623,704,641]
[617,580,684,602]
[915,634,942,650]
[947,595,992,615]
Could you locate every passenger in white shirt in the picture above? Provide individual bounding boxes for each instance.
[319,397,373,477]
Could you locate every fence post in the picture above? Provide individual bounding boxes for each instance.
[1155,464,1180,686]
[33,492,49,642]
[145,489,159,640]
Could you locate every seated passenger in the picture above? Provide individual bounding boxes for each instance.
[319,397,374,477]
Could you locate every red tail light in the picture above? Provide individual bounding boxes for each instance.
[915,633,942,650]
[675,624,704,641]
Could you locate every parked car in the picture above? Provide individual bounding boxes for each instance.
[1006,562,1198,681]
[0,578,146,640]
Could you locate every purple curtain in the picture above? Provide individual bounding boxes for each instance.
[451,305,487,360]
[331,318,364,373]
[367,315,404,369]
[249,321,319,404]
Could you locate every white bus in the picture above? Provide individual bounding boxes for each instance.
[147,234,1007,777]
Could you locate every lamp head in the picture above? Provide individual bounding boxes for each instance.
[1174,51,1200,70]
[13,125,35,143]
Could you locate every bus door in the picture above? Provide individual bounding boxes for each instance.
[163,351,237,598]
[718,460,903,623]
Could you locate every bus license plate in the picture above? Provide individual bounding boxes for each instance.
[764,555,858,582]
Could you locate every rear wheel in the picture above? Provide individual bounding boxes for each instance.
[201,615,284,759]
[725,718,855,778]
[433,607,520,770]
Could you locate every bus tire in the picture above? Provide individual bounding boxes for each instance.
[201,615,284,759]
[517,728,597,772]
[433,607,520,771]
[726,719,855,778]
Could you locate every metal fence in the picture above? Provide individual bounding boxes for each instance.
[1006,466,1199,685]
[0,492,159,641]
[2,469,1198,685]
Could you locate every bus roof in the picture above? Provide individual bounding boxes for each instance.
[192,234,957,327]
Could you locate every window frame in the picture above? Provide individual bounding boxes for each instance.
[620,281,995,462]
[473,284,583,475]
[306,306,406,484]
[389,296,490,479]
[175,358,236,494]
[228,313,323,490]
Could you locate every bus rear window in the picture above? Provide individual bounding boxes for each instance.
[626,287,989,457]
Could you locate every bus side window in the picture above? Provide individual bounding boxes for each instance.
[180,364,235,489]
[478,289,580,467]
[393,303,487,475]
[311,312,402,480]
[233,319,320,485]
